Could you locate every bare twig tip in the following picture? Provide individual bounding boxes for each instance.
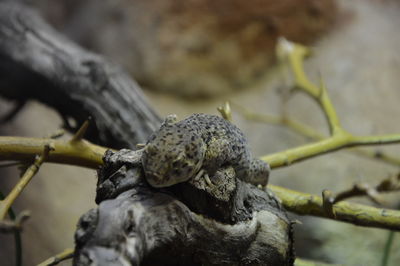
[71,119,90,142]
[136,143,146,148]
[217,102,232,122]
[322,189,336,218]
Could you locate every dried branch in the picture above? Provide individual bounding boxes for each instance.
[0,145,51,220]
[4,133,400,232]
[321,173,400,215]
[70,118,91,143]
[295,257,344,266]
[74,149,295,265]
[217,103,400,231]
[269,185,400,231]
[0,136,108,168]
[0,1,161,148]
[260,39,400,169]
[233,103,400,167]
[37,248,74,266]
[0,190,22,266]
[0,211,30,233]
[232,102,324,140]
[217,102,232,121]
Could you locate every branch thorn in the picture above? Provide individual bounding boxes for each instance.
[71,117,92,142]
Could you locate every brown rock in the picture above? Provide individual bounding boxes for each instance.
[38,0,337,97]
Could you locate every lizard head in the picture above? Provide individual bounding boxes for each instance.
[142,126,205,188]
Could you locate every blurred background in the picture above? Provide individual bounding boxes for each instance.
[1,0,400,265]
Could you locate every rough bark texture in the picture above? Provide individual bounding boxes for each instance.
[74,149,294,266]
[0,0,161,148]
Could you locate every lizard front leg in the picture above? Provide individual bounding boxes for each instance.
[244,158,270,186]
[204,137,230,173]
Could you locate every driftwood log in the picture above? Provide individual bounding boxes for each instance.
[74,149,294,265]
[0,1,295,265]
[0,0,161,148]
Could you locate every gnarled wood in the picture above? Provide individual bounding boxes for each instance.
[0,0,161,148]
[74,150,294,266]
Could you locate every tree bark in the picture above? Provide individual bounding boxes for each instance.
[0,0,161,148]
[74,149,294,266]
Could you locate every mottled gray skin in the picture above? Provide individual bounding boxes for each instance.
[142,113,270,187]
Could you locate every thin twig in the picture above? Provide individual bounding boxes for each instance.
[217,102,232,122]
[334,183,384,205]
[0,190,22,266]
[260,39,400,169]
[218,102,400,230]
[0,145,51,220]
[233,103,400,167]
[381,231,395,266]
[262,132,400,169]
[232,102,325,140]
[37,248,74,266]
[277,38,343,136]
[0,211,30,233]
[322,173,400,215]
[295,257,344,266]
[70,118,91,142]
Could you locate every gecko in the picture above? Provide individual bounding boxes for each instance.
[141,113,270,188]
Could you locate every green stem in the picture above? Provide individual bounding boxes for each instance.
[381,231,395,266]
[0,190,22,266]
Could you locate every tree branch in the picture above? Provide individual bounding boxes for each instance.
[260,39,400,169]
[0,145,50,220]
[0,0,161,148]
[74,149,295,266]
[233,103,400,167]
[37,248,74,266]
[270,185,400,231]
[0,136,108,168]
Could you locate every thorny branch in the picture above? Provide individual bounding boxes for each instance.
[37,248,74,266]
[233,103,400,167]
[270,185,400,231]
[257,38,400,169]
[217,103,400,231]
[0,120,98,229]
[0,145,51,221]
[0,136,108,168]
[0,210,29,233]
[321,173,400,213]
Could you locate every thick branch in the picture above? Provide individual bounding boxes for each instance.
[0,136,107,168]
[270,185,400,231]
[0,0,161,148]
[74,149,294,266]
[262,132,400,169]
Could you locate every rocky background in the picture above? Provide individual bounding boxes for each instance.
[35,0,337,98]
[1,0,400,265]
